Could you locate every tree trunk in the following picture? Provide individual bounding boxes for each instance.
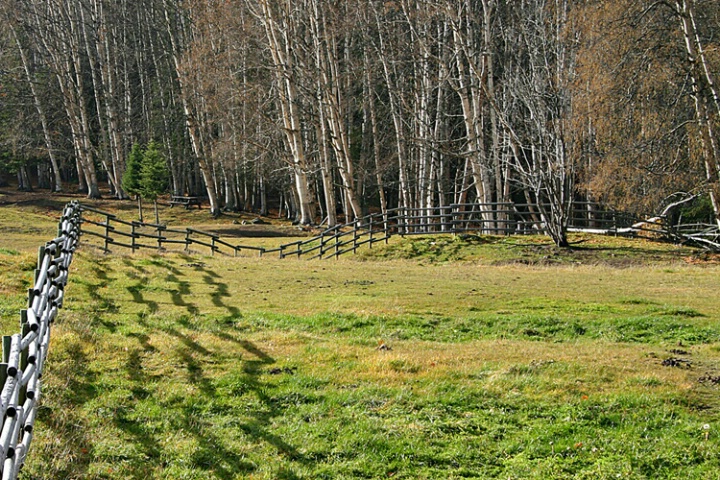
[256,0,315,224]
[10,26,63,192]
[675,0,720,227]
[164,0,221,216]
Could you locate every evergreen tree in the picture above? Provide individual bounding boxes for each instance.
[140,141,169,224]
[122,143,145,221]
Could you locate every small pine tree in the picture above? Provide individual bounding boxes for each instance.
[140,141,169,224]
[122,143,145,221]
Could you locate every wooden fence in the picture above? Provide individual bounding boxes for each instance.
[80,200,720,259]
[0,201,81,479]
[77,201,663,260]
[79,205,266,257]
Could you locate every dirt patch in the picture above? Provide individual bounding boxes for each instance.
[0,189,313,239]
[684,253,720,265]
[209,225,315,238]
[698,374,720,385]
[661,357,692,368]
[494,245,689,268]
[0,189,83,209]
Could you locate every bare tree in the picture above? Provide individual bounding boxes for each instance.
[7,28,63,191]
[499,0,577,246]
[671,0,720,226]
[164,0,222,215]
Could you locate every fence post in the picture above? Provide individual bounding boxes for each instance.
[36,246,45,273]
[104,215,111,253]
[185,229,191,252]
[211,236,216,256]
[2,336,11,365]
[0,363,6,401]
[451,205,458,235]
[398,208,405,237]
[613,213,617,236]
[369,215,374,248]
[20,311,29,401]
[19,322,29,405]
[353,218,359,254]
[0,335,7,381]
[77,208,83,244]
[131,222,137,252]
[660,216,669,238]
[157,225,163,250]
[33,247,43,295]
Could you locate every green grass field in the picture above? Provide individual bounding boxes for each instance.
[2,195,720,479]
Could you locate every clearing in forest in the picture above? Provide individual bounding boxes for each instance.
[1,196,720,479]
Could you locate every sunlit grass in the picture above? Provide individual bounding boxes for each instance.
[0,250,713,479]
[1,198,720,478]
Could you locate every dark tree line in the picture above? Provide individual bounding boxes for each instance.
[0,0,718,245]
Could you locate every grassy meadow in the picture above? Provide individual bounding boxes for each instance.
[2,193,720,479]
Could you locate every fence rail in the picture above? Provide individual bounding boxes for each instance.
[1,201,81,479]
[79,205,270,257]
[77,201,719,260]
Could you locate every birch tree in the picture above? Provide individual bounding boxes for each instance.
[4,18,63,192]
[248,0,316,224]
[500,0,577,246]
[164,0,222,215]
[308,0,364,221]
[671,0,720,226]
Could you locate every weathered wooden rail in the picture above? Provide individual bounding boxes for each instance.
[1,201,81,479]
[77,201,659,260]
[79,200,720,259]
[79,205,266,257]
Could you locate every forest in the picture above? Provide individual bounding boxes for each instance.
[0,0,719,246]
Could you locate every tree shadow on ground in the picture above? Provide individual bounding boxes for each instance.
[166,273,200,315]
[126,278,159,313]
[237,354,310,464]
[185,262,241,320]
[111,268,308,478]
[112,330,305,478]
[58,252,309,478]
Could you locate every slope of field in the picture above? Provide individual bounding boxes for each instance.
[1,196,720,479]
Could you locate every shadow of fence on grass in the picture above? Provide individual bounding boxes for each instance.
[73,256,310,479]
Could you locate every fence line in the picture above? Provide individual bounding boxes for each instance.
[78,201,720,259]
[77,202,648,259]
[79,205,267,257]
[1,201,81,479]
